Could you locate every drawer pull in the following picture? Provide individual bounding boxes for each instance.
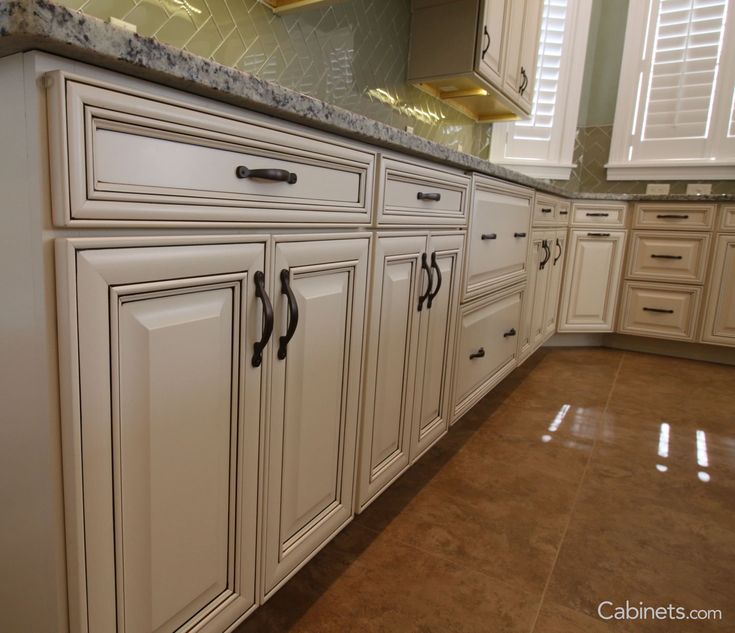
[503,328,517,338]
[514,232,527,238]
[427,252,442,309]
[481,233,497,240]
[469,347,486,360]
[656,214,689,219]
[417,192,442,202]
[251,271,274,368]
[541,207,553,214]
[586,212,609,217]
[418,253,433,312]
[236,166,297,184]
[587,232,611,237]
[651,254,683,260]
[277,269,299,360]
[643,307,674,314]
[559,210,569,215]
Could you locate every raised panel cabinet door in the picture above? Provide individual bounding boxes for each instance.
[477,0,508,86]
[530,230,553,350]
[412,233,464,448]
[263,236,369,597]
[356,234,426,512]
[543,229,567,339]
[701,235,735,346]
[558,230,626,332]
[56,238,266,633]
[503,0,542,112]
[517,234,544,363]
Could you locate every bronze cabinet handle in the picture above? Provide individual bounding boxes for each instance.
[278,269,299,360]
[236,166,297,184]
[469,347,485,360]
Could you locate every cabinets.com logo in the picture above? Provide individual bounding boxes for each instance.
[598,601,723,622]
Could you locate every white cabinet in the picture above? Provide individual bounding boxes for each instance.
[357,232,463,510]
[529,230,553,350]
[502,0,543,113]
[56,237,266,633]
[262,236,369,597]
[543,229,567,338]
[701,235,735,347]
[558,230,626,332]
[477,0,508,85]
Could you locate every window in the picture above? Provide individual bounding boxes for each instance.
[490,0,592,179]
[607,0,735,180]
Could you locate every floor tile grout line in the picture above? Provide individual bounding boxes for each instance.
[526,350,627,633]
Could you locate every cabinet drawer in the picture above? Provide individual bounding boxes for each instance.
[465,180,532,299]
[452,285,523,421]
[47,73,375,226]
[627,232,710,284]
[618,282,701,341]
[556,201,571,224]
[377,156,469,226]
[721,205,735,232]
[533,195,557,225]
[571,202,627,227]
[633,203,715,230]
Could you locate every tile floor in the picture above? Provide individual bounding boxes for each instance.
[236,348,735,632]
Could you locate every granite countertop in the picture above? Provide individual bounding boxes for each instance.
[1,0,733,202]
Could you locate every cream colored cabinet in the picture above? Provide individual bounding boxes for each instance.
[558,230,626,332]
[502,0,543,113]
[543,229,567,338]
[701,235,735,347]
[358,232,463,510]
[529,230,553,349]
[478,0,508,85]
[55,237,266,633]
[518,234,544,362]
[262,235,369,598]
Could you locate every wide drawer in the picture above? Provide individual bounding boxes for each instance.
[627,232,710,284]
[46,72,375,225]
[633,203,716,230]
[452,285,523,420]
[618,282,701,341]
[465,182,532,299]
[721,205,735,232]
[377,156,469,226]
[572,202,627,227]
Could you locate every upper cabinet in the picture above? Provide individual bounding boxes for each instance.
[408,0,544,121]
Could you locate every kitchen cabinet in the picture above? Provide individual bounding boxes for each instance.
[543,228,567,339]
[701,234,735,347]
[558,230,626,332]
[357,232,463,510]
[529,230,553,350]
[408,0,543,121]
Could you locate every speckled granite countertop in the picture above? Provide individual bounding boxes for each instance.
[1,0,733,202]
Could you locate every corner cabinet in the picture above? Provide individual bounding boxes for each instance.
[701,234,735,347]
[408,0,543,121]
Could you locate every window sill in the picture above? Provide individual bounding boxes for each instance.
[606,162,735,180]
[494,163,575,180]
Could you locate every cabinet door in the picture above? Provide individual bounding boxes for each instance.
[558,230,626,332]
[701,235,735,347]
[57,238,265,633]
[543,229,567,339]
[530,230,553,350]
[356,234,425,512]
[503,0,542,112]
[263,236,369,597]
[412,233,464,443]
[517,234,544,363]
[477,0,508,86]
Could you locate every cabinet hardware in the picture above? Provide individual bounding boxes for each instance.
[427,252,442,309]
[656,214,689,219]
[539,240,551,270]
[514,232,527,238]
[519,67,528,95]
[481,233,497,240]
[587,232,611,237]
[585,212,609,217]
[252,271,274,367]
[482,25,491,59]
[503,328,517,338]
[541,207,552,214]
[651,254,683,260]
[417,192,441,201]
[553,238,562,265]
[236,166,297,184]
[418,252,433,311]
[643,307,674,314]
[469,347,485,360]
[277,269,299,359]
[559,210,568,215]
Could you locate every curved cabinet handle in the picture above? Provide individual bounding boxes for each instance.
[481,233,497,240]
[251,271,274,368]
[482,25,491,59]
[539,240,551,270]
[553,238,562,266]
[418,253,433,312]
[427,252,442,309]
[236,166,297,184]
[417,192,441,202]
[514,232,527,238]
[469,347,485,360]
[277,269,299,360]
[503,328,517,338]
[519,67,528,94]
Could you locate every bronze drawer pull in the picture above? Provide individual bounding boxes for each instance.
[587,232,611,237]
[586,212,609,217]
[236,166,297,184]
[656,214,689,219]
[469,347,485,360]
[643,307,674,314]
[651,254,683,260]
[417,192,441,201]
[481,233,497,240]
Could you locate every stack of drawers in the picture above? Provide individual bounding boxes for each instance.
[618,203,716,341]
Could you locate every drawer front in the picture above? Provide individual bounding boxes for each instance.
[721,205,735,232]
[378,157,469,226]
[627,232,710,284]
[619,282,701,341]
[633,204,716,230]
[47,73,375,225]
[465,186,532,298]
[452,286,522,420]
[556,201,571,224]
[572,202,627,227]
[533,196,557,225]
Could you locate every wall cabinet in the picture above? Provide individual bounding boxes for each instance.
[357,232,463,511]
[701,235,735,347]
[408,0,543,121]
[558,230,626,332]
